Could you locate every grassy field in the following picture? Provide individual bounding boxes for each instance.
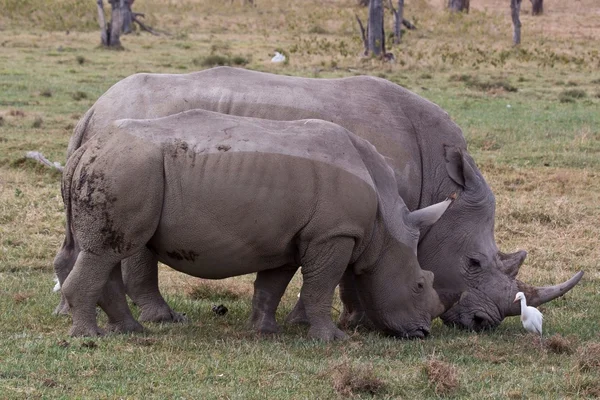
[1,0,599,398]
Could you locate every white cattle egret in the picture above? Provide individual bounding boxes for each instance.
[53,275,61,292]
[513,291,543,337]
[271,51,286,63]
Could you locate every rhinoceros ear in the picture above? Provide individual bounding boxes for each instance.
[407,198,452,229]
[498,250,527,278]
[444,145,479,189]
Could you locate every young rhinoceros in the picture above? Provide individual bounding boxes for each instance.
[60,109,450,340]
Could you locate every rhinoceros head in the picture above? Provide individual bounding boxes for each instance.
[355,199,451,339]
[416,146,583,331]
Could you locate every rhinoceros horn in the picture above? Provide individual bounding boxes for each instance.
[506,271,584,316]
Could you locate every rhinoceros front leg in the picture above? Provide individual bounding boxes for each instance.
[287,268,374,329]
[122,247,187,323]
[300,237,353,341]
[250,264,299,334]
[338,269,374,330]
[62,251,140,337]
[285,296,309,325]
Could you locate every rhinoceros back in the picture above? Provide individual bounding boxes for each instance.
[115,110,381,278]
[73,67,467,209]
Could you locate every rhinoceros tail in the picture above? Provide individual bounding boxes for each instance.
[53,145,87,305]
[66,107,95,160]
[61,145,87,254]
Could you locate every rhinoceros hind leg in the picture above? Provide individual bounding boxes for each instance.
[140,307,188,324]
[300,237,353,341]
[101,265,145,334]
[122,248,187,324]
[62,251,122,337]
[52,234,79,316]
[250,265,298,334]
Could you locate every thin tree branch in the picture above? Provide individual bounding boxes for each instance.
[132,14,161,35]
[355,14,368,56]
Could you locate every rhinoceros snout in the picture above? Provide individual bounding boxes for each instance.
[469,311,498,331]
[404,327,430,339]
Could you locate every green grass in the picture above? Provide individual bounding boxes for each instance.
[1,0,599,398]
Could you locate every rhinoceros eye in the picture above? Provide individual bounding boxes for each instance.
[415,279,425,293]
[468,257,481,270]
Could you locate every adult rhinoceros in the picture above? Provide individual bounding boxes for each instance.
[60,109,451,339]
[55,67,582,331]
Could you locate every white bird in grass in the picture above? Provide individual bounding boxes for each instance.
[513,291,543,337]
[271,51,286,63]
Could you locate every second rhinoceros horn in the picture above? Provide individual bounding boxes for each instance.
[507,271,584,316]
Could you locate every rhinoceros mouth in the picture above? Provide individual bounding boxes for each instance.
[387,326,430,339]
[439,287,504,331]
[410,327,430,339]
[440,311,499,331]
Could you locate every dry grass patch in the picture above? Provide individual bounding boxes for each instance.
[329,359,386,397]
[185,278,253,302]
[128,337,157,347]
[12,292,32,303]
[544,334,575,354]
[577,342,600,372]
[424,357,459,396]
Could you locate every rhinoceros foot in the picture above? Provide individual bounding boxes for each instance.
[308,323,348,341]
[53,295,70,316]
[105,319,145,334]
[339,309,374,330]
[69,323,105,337]
[285,299,310,325]
[139,306,188,324]
[248,310,281,335]
[248,314,281,335]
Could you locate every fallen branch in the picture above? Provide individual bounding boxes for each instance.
[25,151,64,172]
[131,13,162,36]
[402,18,416,30]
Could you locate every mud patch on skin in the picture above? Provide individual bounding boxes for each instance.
[73,166,132,253]
[217,144,231,151]
[168,139,191,158]
[166,249,199,262]
[166,251,183,260]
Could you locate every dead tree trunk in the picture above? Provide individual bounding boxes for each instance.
[511,0,522,45]
[448,0,470,13]
[97,0,108,45]
[98,0,160,47]
[389,0,404,44]
[98,0,129,47]
[120,0,134,34]
[530,0,543,15]
[108,0,125,47]
[368,0,385,57]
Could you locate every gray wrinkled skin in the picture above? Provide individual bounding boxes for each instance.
[55,67,583,331]
[59,110,447,339]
